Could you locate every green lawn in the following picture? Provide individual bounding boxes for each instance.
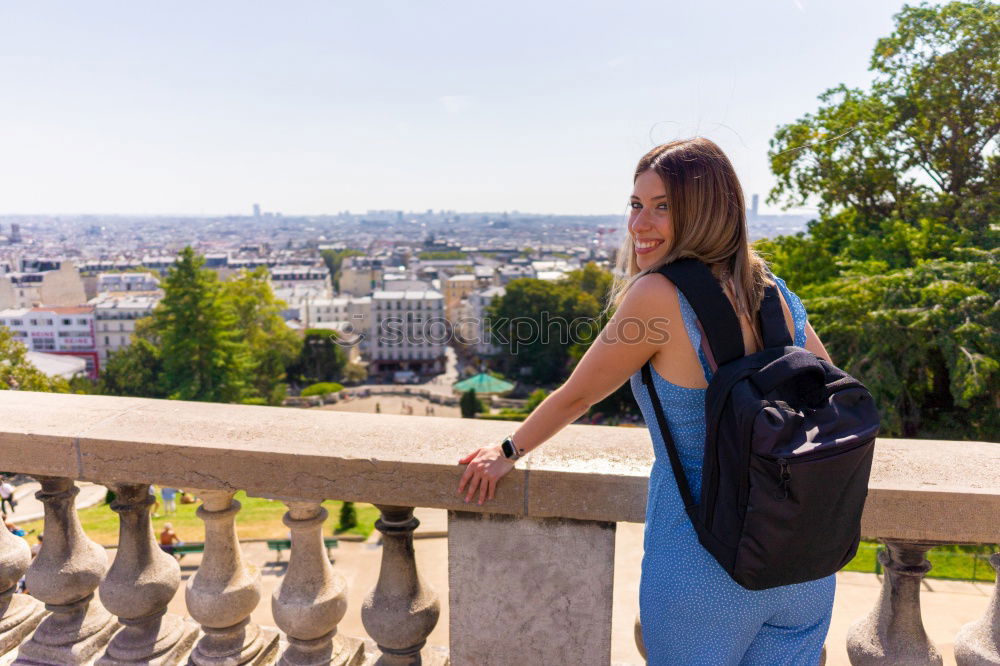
[18,492,380,547]
[843,541,997,582]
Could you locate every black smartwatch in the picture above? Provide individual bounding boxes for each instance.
[500,434,523,461]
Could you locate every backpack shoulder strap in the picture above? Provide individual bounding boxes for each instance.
[656,259,745,366]
[758,281,793,348]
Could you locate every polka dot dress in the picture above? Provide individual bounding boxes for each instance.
[629,275,835,665]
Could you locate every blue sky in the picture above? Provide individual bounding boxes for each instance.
[0,1,913,216]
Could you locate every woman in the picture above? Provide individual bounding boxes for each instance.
[457,137,835,664]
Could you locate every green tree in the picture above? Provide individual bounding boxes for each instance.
[220,267,300,405]
[763,1,999,440]
[487,278,601,385]
[152,247,250,403]
[320,248,365,292]
[286,329,349,386]
[460,389,484,418]
[0,327,70,393]
[337,501,357,532]
[768,1,999,254]
[97,338,166,398]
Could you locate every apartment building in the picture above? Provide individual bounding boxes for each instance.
[0,305,98,378]
[368,289,446,380]
[91,293,161,367]
[0,262,86,309]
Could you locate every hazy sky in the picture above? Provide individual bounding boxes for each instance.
[0,1,914,216]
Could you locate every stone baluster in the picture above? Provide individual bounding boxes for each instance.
[847,540,943,665]
[271,501,363,666]
[97,483,198,664]
[954,552,1000,665]
[634,612,647,662]
[362,506,443,665]
[15,476,118,665]
[186,489,278,665]
[0,516,45,657]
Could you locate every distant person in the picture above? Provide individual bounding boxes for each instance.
[148,485,161,517]
[159,523,180,556]
[375,402,381,414]
[30,533,42,558]
[160,487,179,515]
[0,479,15,516]
[457,138,842,663]
[4,519,26,537]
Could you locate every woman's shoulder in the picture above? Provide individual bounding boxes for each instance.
[617,271,683,320]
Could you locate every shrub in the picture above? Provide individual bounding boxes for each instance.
[301,382,344,397]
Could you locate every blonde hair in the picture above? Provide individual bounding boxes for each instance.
[607,137,773,349]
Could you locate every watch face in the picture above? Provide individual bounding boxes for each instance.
[501,438,515,458]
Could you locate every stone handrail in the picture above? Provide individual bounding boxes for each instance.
[0,390,997,664]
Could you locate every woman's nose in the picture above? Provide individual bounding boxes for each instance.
[629,208,651,233]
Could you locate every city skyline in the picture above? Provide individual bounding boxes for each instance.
[1,0,913,216]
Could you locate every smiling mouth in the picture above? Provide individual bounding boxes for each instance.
[635,239,664,250]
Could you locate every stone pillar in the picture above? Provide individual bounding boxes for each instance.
[271,501,363,666]
[186,490,278,665]
[0,516,45,657]
[15,476,118,665]
[362,506,443,666]
[448,511,615,666]
[634,612,647,662]
[954,552,1000,665]
[97,483,199,665]
[846,540,943,665]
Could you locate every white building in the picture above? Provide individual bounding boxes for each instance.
[270,265,332,294]
[339,256,384,297]
[305,295,372,354]
[91,293,161,367]
[466,286,506,356]
[0,305,98,378]
[96,272,161,293]
[369,289,446,380]
[0,262,87,309]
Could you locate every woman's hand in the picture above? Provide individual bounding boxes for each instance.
[457,445,515,505]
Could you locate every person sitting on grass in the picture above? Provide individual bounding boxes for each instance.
[159,522,182,558]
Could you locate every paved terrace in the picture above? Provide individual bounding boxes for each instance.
[0,391,997,665]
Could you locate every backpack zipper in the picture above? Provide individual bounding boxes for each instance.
[774,458,791,501]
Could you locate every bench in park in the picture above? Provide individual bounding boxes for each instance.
[163,542,205,559]
[267,537,338,562]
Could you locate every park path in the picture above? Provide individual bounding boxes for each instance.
[5,480,107,525]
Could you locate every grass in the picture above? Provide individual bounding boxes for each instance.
[17,492,380,547]
[843,541,997,582]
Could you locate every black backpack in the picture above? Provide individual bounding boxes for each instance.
[640,258,880,590]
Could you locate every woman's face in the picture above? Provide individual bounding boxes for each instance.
[629,169,674,270]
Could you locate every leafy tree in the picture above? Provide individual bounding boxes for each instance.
[0,327,70,393]
[801,259,999,439]
[341,361,368,385]
[287,329,348,386]
[763,1,999,440]
[768,1,999,251]
[525,388,548,412]
[220,267,300,405]
[152,247,250,403]
[487,278,601,384]
[320,248,365,292]
[337,501,357,532]
[98,338,166,398]
[460,389,484,418]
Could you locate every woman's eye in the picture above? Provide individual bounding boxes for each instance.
[657,203,669,210]
[629,202,642,209]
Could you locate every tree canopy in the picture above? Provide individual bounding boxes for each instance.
[759,1,999,440]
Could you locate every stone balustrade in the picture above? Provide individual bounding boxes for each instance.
[0,391,997,665]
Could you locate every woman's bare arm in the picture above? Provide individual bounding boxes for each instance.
[457,273,678,504]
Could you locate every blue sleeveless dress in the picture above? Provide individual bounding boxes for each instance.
[629,275,834,665]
